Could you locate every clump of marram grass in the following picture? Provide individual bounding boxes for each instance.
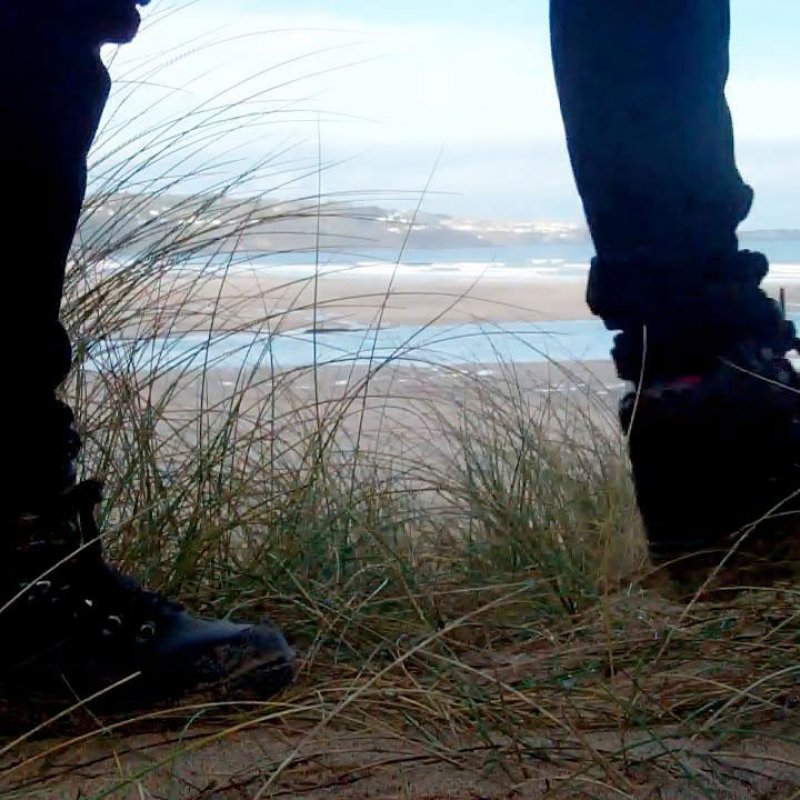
[431,360,642,615]
[7,36,800,800]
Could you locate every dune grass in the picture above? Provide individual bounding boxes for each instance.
[5,37,800,800]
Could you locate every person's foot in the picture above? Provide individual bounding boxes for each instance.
[620,335,800,591]
[0,481,296,715]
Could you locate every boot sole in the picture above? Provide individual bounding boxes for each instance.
[0,650,298,736]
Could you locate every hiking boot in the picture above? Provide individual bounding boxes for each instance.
[619,335,800,591]
[0,480,296,714]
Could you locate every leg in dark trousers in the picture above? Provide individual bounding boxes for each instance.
[550,0,790,382]
[0,9,112,513]
[550,1,800,585]
[0,2,295,716]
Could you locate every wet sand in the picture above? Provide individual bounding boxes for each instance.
[124,269,592,335]
[122,265,798,338]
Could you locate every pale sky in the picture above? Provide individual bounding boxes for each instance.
[99,0,800,228]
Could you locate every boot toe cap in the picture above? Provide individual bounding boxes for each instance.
[147,613,297,699]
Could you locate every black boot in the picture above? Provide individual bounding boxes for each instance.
[0,479,296,712]
[619,329,800,591]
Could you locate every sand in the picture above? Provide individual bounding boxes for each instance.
[12,720,800,798]
[77,358,626,510]
[119,266,800,337]
[122,269,592,335]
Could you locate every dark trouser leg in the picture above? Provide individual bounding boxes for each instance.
[0,6,297,712]
[550,0,791,382]
[5,325,77,513]
[0,27,110,516]
[550,1,800,582]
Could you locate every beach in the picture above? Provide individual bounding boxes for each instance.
[119,265,591,338]
[121,260,800,336]
[82,249,800,463]
[50,259,800,800]
[93,261,800,439]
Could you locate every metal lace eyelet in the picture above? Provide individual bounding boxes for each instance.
[136,621,157,644]
[24,580,52,602]
[101,614,123,637]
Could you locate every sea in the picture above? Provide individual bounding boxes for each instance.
[92,238,800,373]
